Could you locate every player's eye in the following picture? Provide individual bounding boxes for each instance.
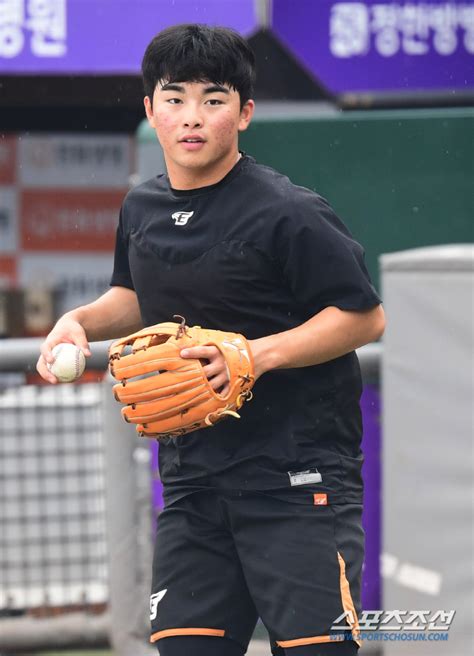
[205,98,224,106]
[166,98,182,104]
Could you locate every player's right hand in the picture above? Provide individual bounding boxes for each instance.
[37,317,91,384]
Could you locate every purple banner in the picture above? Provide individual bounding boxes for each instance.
[151,439,163,513]
[0,0,257,74]
[273,0,474,93]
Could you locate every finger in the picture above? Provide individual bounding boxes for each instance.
[181,345,219,359]
[67,328,91,357]
[220,383,230,397]
[41,333,91,362]
[40,339,58,364]
[73,336,91,357]
[36,356,58,384]
[41,334,77,363]
[208,372,229,392]
[202,361,222,378]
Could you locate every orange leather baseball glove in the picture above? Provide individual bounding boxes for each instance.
[109,319,255,439]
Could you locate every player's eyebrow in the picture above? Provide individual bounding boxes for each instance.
[159,82,230,94]
[203,84,230,95]
[160,82,185,92]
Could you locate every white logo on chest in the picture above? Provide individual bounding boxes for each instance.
[172,211,194,226]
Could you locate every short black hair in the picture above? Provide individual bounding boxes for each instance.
[142,24,256,108]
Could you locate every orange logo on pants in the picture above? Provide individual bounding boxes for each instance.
[313,493,328,505]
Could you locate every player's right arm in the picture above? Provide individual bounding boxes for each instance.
[37,286,142,383]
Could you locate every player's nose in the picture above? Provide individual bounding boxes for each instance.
[183,118,203,128]
[182,105,203,128]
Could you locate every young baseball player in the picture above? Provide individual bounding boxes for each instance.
[38,24,385,656]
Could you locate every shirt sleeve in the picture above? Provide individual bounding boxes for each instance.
[110,208,134,290]
[275,186,381,314]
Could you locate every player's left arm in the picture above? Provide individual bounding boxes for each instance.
[249,303,385,379]
[181,303,385,392]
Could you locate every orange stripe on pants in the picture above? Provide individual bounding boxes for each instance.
[277,634,345,648]
[150,627,225,643]
[338,551,362,648]
[277,551,362,649]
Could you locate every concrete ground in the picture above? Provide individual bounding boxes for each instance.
[248,640,271,655]
[22,639,382,656]
[247,641,383,655]
[200,638,380,656]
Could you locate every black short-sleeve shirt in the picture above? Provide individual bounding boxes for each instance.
[111,155,381,504]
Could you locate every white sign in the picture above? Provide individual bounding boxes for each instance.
[330,2,474,58]
[0,186,18,253]
[0,0,66,59]
[18,134,133,188]
[19,252,114,314]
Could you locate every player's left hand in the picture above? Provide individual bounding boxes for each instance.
[180,345,231,396]
[181,340,265,396]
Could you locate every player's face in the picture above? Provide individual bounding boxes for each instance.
[144,80,254,188]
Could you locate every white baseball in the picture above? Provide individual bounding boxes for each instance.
[47,343,86,383]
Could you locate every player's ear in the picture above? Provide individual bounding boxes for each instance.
[238,99,255,133]
[144,96,155,128]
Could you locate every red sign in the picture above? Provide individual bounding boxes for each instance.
[0,256,17,286]
[21,189,126,251]
[0,137,16,184]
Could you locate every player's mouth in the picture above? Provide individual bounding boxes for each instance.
[179,135,206,151]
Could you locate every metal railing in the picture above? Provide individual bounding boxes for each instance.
[0,339,154,656]
[0,338,382,382]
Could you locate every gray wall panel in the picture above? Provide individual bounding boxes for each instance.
[381,245,473,655]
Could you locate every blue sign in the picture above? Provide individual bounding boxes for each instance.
[0,0,257,74]
[272,0,474,93]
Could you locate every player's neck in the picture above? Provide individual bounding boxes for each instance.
[166,150,242,191]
